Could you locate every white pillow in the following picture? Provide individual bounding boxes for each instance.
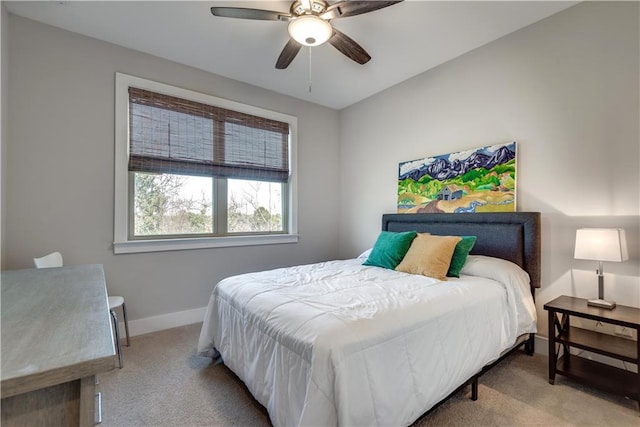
[357,248,373,259]
[461,255,530,286]
[461,255,537,334]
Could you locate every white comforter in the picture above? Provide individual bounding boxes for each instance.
[197,255,537,426]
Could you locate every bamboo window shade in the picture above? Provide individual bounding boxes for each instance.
[128,87,290,182]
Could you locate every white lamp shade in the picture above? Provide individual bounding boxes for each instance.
[574,228,629,262]
[288,15,332,47]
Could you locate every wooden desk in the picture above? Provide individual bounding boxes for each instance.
[1,265,116,426]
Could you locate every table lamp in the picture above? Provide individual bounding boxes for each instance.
[574,228,628,309]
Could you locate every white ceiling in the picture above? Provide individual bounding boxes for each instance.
[5,1,578,109]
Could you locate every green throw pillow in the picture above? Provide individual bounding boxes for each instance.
[447,236,477,277]
[363,231,417,270]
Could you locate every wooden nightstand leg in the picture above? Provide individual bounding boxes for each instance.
[637,335,640,414]
[548,309,556,385]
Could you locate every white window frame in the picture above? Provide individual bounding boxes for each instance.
[114,73,298,254]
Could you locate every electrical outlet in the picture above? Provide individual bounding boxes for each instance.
[614,326,633,337]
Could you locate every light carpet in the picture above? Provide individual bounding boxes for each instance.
[99,323,638,426]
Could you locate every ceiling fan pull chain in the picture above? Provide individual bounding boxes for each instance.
[308,46,312,93]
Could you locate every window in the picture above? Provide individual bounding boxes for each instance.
[114,73,298,253]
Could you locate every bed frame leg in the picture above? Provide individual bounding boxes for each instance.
[471,378,478,401]
[524,333,535,356]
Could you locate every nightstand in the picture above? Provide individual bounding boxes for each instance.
[544,295,640,411]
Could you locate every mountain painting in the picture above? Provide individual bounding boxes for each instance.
[397,142,517,213]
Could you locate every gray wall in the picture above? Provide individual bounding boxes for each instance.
[3,15,341,321]
[339,2,640,335]
[1,4,8,263]
[3,2,639,337]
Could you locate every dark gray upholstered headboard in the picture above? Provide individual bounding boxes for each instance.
[381,212,541,290]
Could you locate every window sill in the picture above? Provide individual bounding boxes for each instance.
[113,234,299,254]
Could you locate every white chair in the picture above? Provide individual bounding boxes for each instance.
[33,251,63,268]
[33,252,130,368]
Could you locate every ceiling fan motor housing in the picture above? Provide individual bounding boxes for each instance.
[291,0,329,17]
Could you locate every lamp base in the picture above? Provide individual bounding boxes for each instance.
[587,298,616,309]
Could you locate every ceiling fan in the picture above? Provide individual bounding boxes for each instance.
[211,0,403,69]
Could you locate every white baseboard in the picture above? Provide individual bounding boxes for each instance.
[115,306,207,337]
[115,323,545,349]
[114,325,548,349]
[534,334,548,355]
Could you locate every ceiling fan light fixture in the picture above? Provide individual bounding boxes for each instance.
[288,15,332,47]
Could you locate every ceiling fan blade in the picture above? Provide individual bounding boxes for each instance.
[328,28,371,65]
[276,39,303,69]
[210,7,292,21]
[321,1,403,20]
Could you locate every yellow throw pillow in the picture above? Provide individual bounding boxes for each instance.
[395,233,462,280]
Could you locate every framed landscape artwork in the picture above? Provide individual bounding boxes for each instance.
[397,142,516,213]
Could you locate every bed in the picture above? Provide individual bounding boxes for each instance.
[198,212,541,426]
